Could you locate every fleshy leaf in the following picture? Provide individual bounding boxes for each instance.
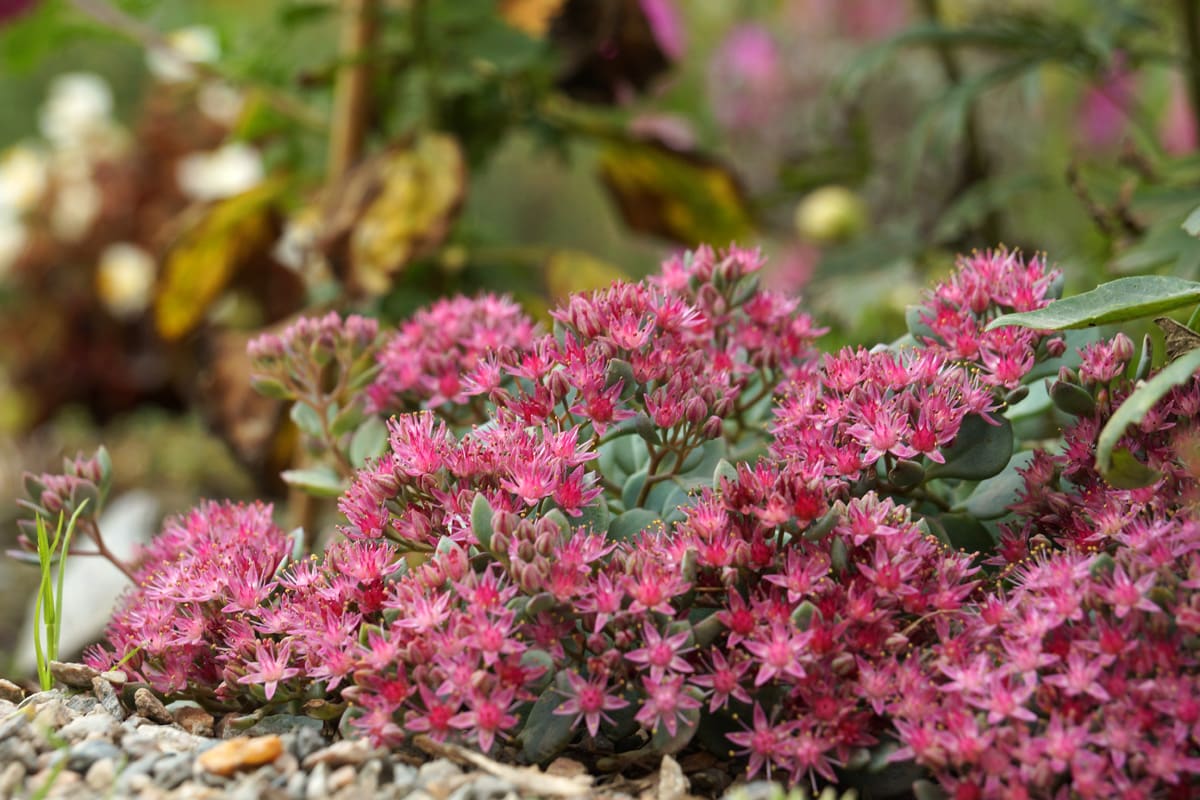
[519,674,577,763]
[608,508,660,542]
[925,415,1013,481]
[281,466,346,498]
[470,493,494,551]
[987,276,1200,331]
[349,416,389,468]
[1096,347,1200,486]
[954,451,1035,519]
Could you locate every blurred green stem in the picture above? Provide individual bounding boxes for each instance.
[915,0,999,244]
[1180,0,1200,140]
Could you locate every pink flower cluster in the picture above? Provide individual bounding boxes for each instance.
[366,294,538,413]
[81,245,1200,796]
[916,249,1064,389]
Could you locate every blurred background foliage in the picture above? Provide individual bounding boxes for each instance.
[4,0,1200,657]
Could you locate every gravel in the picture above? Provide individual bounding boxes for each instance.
[0,664,752,799]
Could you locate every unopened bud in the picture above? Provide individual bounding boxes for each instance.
[1111,332,1134,364]
[684,395,707,425]
[884,633,909,653]
[701,416,724,440]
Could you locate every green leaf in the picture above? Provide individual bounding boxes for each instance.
[470,493,494,551]
[954,451,1035,519]
[608,508,659,542]
[988,276,1200,331]
[621,467,649,509]
[290,402,325,439]
[929,513,996,555]
[1184,204,1200,237]
[330,403,366,437]
[575,499,611,534]
[349,416,389,468]
[519,675,577,763]
[1099,350,1200,489]
[1096,348,1200,486]
[281,466,346,498]
[926,415,1013,481]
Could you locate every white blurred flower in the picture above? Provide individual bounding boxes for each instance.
[176,141,263,202]
[38,73,115,150]
[97,242,157,318]
[0,146,49,216]
[51,177,101,241]
[146,26,221,84]
[273,207,323,273]
[198,83,244,125]
[0,216,27,279]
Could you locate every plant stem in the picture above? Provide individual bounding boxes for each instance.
[1179,0,1200,141]
[916,0,999,244]
[328,0,379,181]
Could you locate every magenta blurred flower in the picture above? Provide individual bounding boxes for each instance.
[1077,55,1134,149]
[0,0,37,24]
[639,0,685,61]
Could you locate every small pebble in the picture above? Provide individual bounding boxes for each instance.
[418,758,462,785]
[154,751,196,789]
[0,761,25,796]
[91,676,125,721]
[173,705,216,737]
[327,764,355,793]
[134,688,174,725]
[49,661,99,689]
[84,757,116,791]
[66,738,122,772]
[99,670,127,686]
[0,678,23,704]
[58,711,120,742]
[0,736,38,771]
[197,735,284,777]
[305,761,328,800]
[287,725,328,761]
[301,739,376,769]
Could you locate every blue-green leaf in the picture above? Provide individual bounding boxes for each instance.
[988,276,1200,331]
[926,415,1013,481]
[1096,348,1200,487]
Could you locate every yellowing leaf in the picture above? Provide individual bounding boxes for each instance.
[349,133,466,296]
[598,140,753,246]
[498,0,566,37]
[544,249,628,303]
[155,182,280,341]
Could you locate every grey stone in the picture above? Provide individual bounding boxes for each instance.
[113,755,159,793]
[65,738,121,772]
[390,763,418,791]
[65,692,99,715]
[286,770,308,800]
[285,725,327,761]
[49,660,99,689]
[327,764,355,793]
[417,758,462,785]
[0,761,24,796]
[134,688,173,724]
[230,773,269,800]
[301,739,376,768]
[84,757,116,792]
[0,708,30,741]
[0,736,37,771]
[305,761,328,800]
[153,751,195,789]
[241,713,322,738]
[722,781,785,800]
[91,676,125,720]
[358,759,382,794]
[58,710,120,741]
[121,725,200,757]
[447,775,517,800]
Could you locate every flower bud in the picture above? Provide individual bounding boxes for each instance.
[1044,337,1066,358]
[831,652,855,676]
[534,532,556,558]
[1111,332,1134,364]
[684,395,707,425]
[884,633,909,653]
[701,415,724,440]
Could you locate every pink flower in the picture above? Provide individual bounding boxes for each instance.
[449,687,520,753]
[554,671,629,737]
[237,639,301,701]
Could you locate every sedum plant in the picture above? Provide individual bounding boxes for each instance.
[15,246,1200,797]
